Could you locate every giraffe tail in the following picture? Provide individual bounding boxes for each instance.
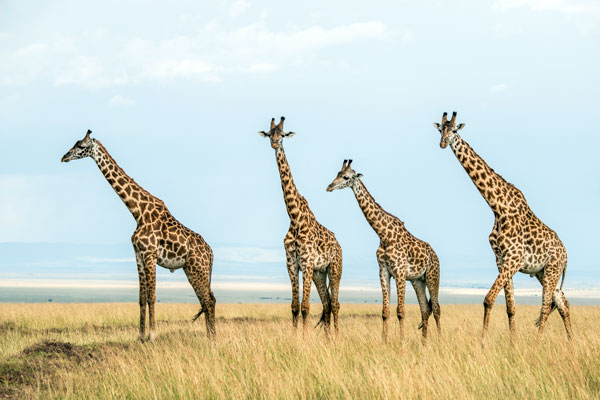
[192,309,204,322]
[559,263,567,291]
[418,298,433,330]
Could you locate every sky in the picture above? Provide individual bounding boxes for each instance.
[0,0,599,300]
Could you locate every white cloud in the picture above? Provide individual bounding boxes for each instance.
[490,83,507,93]
[214,246,285,264]
[229,0,250,17]
[109,95,135,106]
[0,20,388,88]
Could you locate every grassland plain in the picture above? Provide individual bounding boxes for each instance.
[0,303,599,399]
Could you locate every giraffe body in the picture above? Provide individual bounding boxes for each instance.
[327,160,440,342]
[260,117,342,334]
[62,131,216,341]
[434,112,572,345]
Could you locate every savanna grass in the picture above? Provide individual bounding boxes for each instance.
[0,303,599,399]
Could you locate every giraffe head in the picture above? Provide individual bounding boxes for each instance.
[433,111,465,148]
[326,159,363,192]
[258,116,295,149]
[61,130,96,162]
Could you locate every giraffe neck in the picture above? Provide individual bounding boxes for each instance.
[448,132,525,215]
[91,140,156,223]
[275,146,310,228]
[352,179,401,241]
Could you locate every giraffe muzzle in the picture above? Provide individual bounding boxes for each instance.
[61,154,70,163]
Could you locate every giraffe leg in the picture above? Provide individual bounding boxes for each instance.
[504,278,517,339]
[495,254,516,338]
[313,270,331,335]
[535,264,562,337]
[395,271,407,340]
[143,254,157,342]
[554,289,573,339]
[411,279,430,342]
[135,252,147,342]
[425,254,441,334]
[328,247,342,335]
[299,254,315,333]
[482,258,521,347]
[184,251,216,339]
[535,269,572,339]
[377,249,391,343]
[284,246,300,328]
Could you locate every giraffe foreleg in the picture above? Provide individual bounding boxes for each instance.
[504,278,516,337]
[135,252,147,342]
[142,253,157,342]
[482,257,522,347]
[377,247,391,343]
[299,254,315,333]
[495,254,516,337]
[395,270,407,340]
[284,247,300,328]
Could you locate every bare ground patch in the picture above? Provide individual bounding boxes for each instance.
[0,340,129,399]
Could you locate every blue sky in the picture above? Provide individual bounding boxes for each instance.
[0,0,599,297]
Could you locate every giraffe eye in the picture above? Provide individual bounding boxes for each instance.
[343,176,350,180]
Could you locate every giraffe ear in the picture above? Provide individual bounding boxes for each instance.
[456,123,466,131]
[258,131,269,137]
[433,123,442,131]
[356,173,363,179]
[283,131,296,138]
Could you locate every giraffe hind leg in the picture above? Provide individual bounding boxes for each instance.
[425,258,441,333]
[184,252,216,339]
[534,270,572,338]
[328,252,342,334]
[313,270,331,333]
[535,262,562,336]
[411,279,430,341]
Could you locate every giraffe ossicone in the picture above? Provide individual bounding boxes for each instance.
[62,129,217,341]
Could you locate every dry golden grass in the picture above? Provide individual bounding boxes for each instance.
[0,303,599,399]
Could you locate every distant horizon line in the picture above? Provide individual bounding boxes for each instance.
[2,279,600,299]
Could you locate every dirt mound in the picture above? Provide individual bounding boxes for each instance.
[22,340,94,361]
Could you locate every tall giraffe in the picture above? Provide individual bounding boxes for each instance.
[327,160,441,342]
[433,112,572,346]
[259,117,342,334]
[61,130,216,341]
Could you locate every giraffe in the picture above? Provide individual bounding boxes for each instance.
[61,130,216,341]
[259,117,342,334]
[327,160,441,342]
[433,112,573,346]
